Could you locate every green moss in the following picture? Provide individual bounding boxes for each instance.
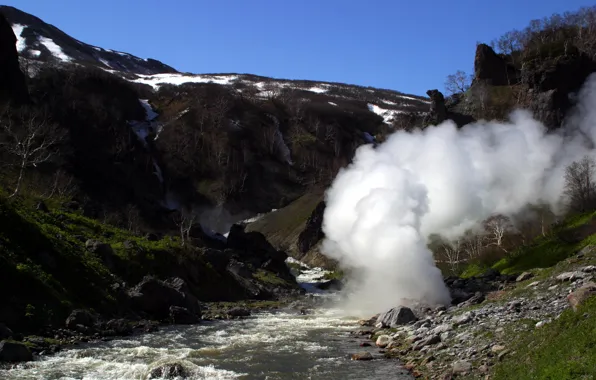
[322,270,344,281]
[493,297,596,380]
[253,269,291,287]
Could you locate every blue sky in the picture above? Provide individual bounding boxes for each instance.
[4,0,594,96]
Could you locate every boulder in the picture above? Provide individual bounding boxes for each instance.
[351,352,373,361]
[169,306,199,325]
[128,276,200,319]
[0,341,32,362]
[85,239,116,269]
[567,282,596,311]
[413,334,441,350]
[0,12,28,104]
[227,308,251,318]
[556,271,587,282]
[452,360,472,375]
[516,272,534,282]
[65,309,97,330]
[103,319,133,336]
[376,306,417,328]
[0,324,12,340]
[375,335,391,348]
[474,43,516,86]
[148,362,190,379]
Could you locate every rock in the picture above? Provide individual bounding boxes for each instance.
[128,276,200,320]
[452,360,472,375]
[578,245,596,257]
[375,335,391,348]
[453,312,473,326]
[85,240,116,269]
[432,324,452,335]
[66,309,97,330]
[148,362,190,379]
[359,342,371,347]
[413,335,441,350]
[0,12,28,104]
[426,89,447,124]
[491,344,506,353]
[0,341,33,362]
[104,319,133,336]
[516,272,534,282]
[35,201,49,213]
[535,320,548,328]
[169,306,199,325]
[0,324,13,340]
[227,308,251,318]
[474,43,516,86]
[479,364,490,374]
[498,349,510,361]
[480,268,500,280]
[376,306,417,328]
[567,282,596,311]
[556,271,587,282]
[351,352,373,361]
[581,265,596,273]
[297,201,325,253]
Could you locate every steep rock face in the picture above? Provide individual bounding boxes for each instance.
[524,52,596,128]
[474,44,517,86]
[297,201,326,254]
[0,11,28,104]
[426,89,447,125]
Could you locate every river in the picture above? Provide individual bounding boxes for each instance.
[0,264,412,379]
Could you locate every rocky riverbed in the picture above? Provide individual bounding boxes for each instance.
[349,246,596,379]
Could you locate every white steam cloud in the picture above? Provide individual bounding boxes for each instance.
[322,74,596,315]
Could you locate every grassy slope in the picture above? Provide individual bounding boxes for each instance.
[453,211,596,379]
[246,191,323,255]
[0,193,291,331]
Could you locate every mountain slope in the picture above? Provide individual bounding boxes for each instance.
[2,5,176,75]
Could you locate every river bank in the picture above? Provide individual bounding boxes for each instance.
[350,245,596,379]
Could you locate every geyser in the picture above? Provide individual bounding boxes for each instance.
[322,74,596,315]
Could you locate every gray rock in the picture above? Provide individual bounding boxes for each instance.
[376,306,417,328]
[66,309,97,330]
[148,362,190,379]
[432,323,452,334]
[581,265,596,273]
[516,272,534,282]
[375,335,391,348]
[453,312,473,326]
[0,341,32,362]
[452,360,472,374]
[413,334,441,350]
[556,271,587,282]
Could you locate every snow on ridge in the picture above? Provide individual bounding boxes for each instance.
[367,103,404,125]
[328,102,338,106]
[132,73,239,89]
[38,36,72,62]
[399,94,430,103]
[11,24,27,53]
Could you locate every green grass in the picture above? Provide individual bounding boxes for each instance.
[253,269,292,287]
[458,211,596,277]
[493,297,596,380]
[322,270,344,281]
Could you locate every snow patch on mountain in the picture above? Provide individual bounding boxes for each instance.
[11,23,26,52]
[38,36,72,62]
[133,73,239,89]
[367,103,403,124]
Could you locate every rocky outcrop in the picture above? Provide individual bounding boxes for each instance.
[426,89,447,125]
[474,43,517,86]
[567,281,596,311]
[65,309,97,330]
[169,306,199,324]
[128,276,201,320]
[148,362,190,379]
[297,201,326,254]
[0,11,28,104]
[524,52,596,128]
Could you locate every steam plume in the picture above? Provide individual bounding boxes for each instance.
[322,74,596,315]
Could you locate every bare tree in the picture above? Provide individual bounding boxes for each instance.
[462,232,486,260]
[174,209,198,246]
[445,70,473,95]
[483,214,513,253]
[45,169,76,199]
[564,156,596,212]
[0,108,67,197]
[442,239,464,274]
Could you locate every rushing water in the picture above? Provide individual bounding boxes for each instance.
[0,262,412,379]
